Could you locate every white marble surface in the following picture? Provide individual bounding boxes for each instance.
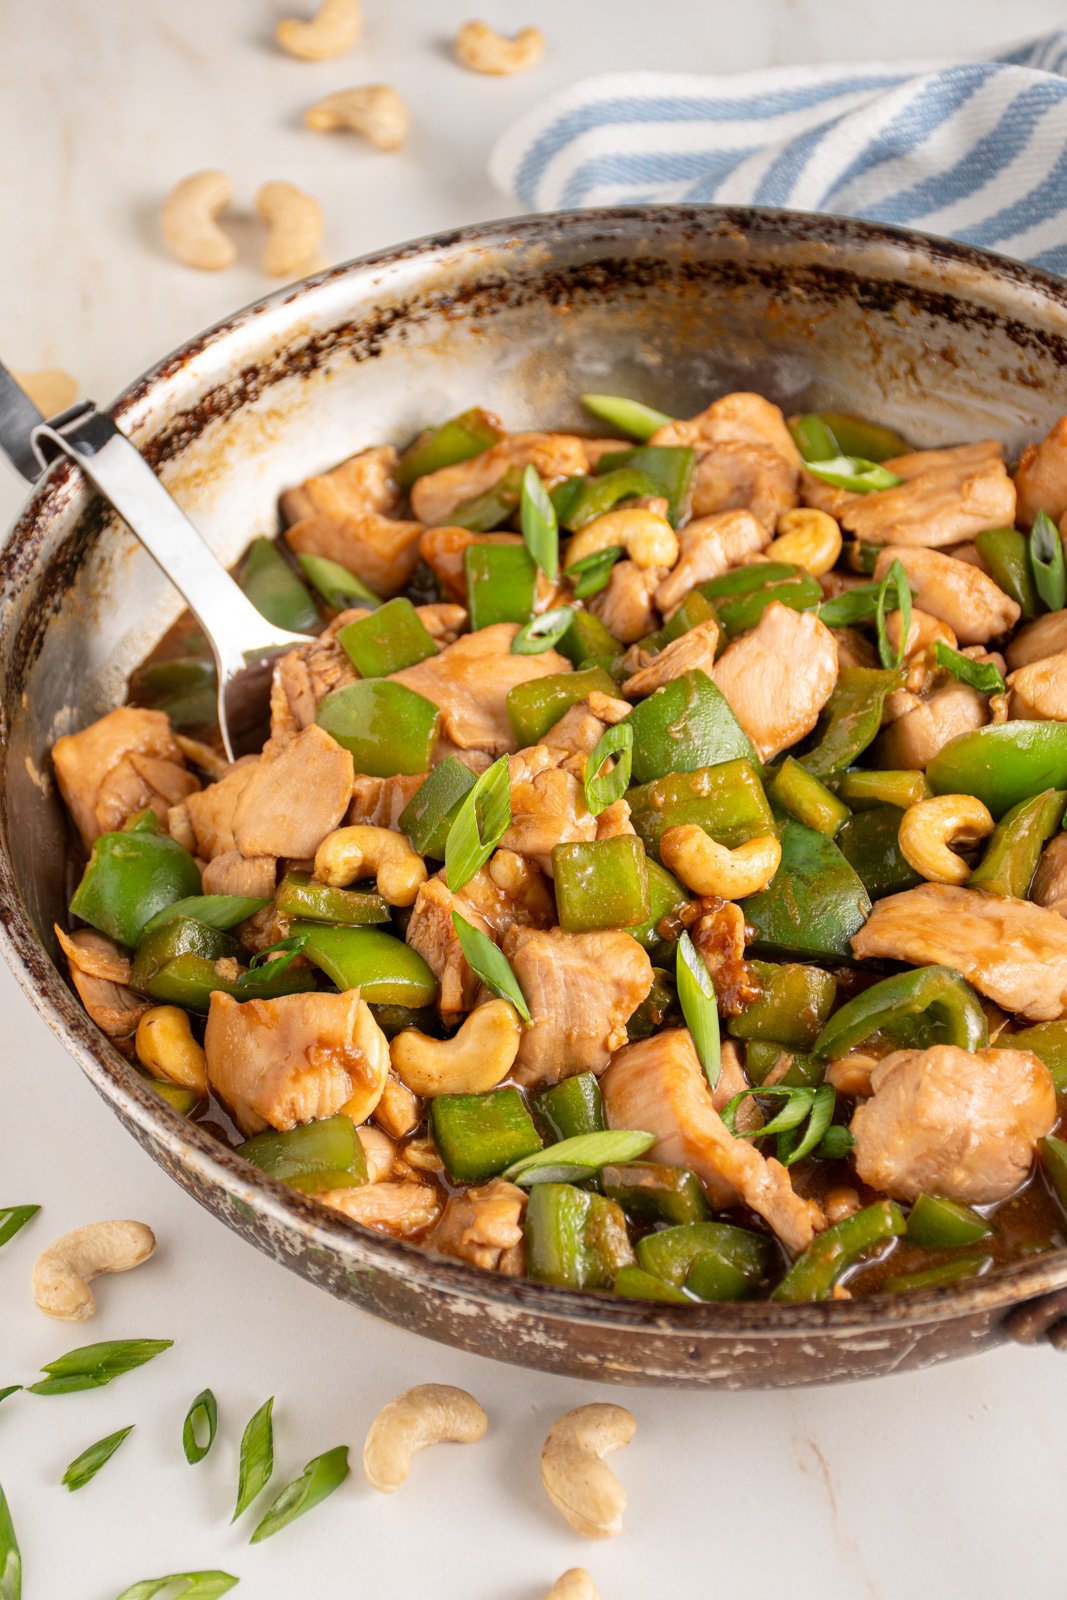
[3,2,1067,1597]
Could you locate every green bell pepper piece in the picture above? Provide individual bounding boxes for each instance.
[740,821,870,962]
[430,1088,542,1184]
[133,656,217,727]
[637,1221,773,1295]
[70,829,202,950]
[744,1039,825,1089]
[595,445,695,526]
[974,527,1038,619]
[557,609,621,669]
[130,917,238,993]
[317,680,440,776]
[275,872,390,926]
[394,408,501,491]
[506,666,617,747]
[807,412,910,462]
[449,465,524,531]
[885,1252,992,1293]
[789,413,838,460]
[835,768,930,810]
[399,757,477,858]
[465,541,537,629]
[369,1003,437,1038]
[553,468,667,531]
[139,1072,203,1115]
[601,1161,710,1226]
[141,894,268,936]
[298,552,381,611]
[638,588,719,656]
[613,1265,692,1303]
[531,1073,605,1142]
[1041,1133,1067,1215]
[626,669,754,783]
[728,959,837,1050]
[295,923,437,1006]
[237,1114,369,1194]
[836,804,921,899]
[995,1021,1067,1097]
[626,966,676,1039]
[139,951,315,1011]
[524,1182,635,1289]
[813,964,988,1059]
[241,537,319,633]
[337,598,437,677]
[713,574,824,638]
[770,757,850,835]
[927,722,1067,818]
[967,787,1065,897]
[773,1199,905,1301]
[629,759,776,859]
[627,859,689,965]
[552,836,650,932]
[699,562,800,600]
[905,1194,993,1249]
[800,666,905,779]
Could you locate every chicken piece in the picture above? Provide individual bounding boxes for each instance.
[832,626,878,671]
[544,692,632,759]
[373,1076,422,1141]
[885,606,958,693]
[710,602,838,762]
[283,446,423,597]
[1014,416,1067,527]
[184,758,260,860]
[595,799,636,840]
[502,925,653,1087]
[501,744,596,876]
[347,772,426,828]
[201,850,277,898]
[166,802,197,854]
[876,678,989,769]
[622,619,721,698]
[391,624,570,759]
[54,926,151,1039]
[410,433,592,526]
[852,883,1067,1021]
[417,527,520,604]
[430,1178,527,1274]
[205,988,389,1136]
[601,1029,818,1252]
[53,706,198,849]
[802,441,1015,549]
[690,442,798,531]
[416,602,468,644]
[1032,833,1067,917]
[231,725,352,860]
[357,1124,399,1182]
[654,510,768,615]
[1005,609,1067,671]
[269,630,358,742]
[318,1181,441,1237]
[1007,649,1067,721]
[714,1037,763,1131]
[590,560,663,644]
[651,391,803,467]
[466,850,555,936]
[405,875,494,1017]
[872,547,1019,645]
[850,1044,1056,1204]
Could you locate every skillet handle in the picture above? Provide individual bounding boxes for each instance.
[1003,1288,1067,1351]
[0,360,48,480]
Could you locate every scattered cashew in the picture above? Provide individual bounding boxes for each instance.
[160,170,236,271]
[305,85,410,151]
[767,507,842,577]
[135,1006,208,1095]
[363,1383,488,1493]
[314,824,427,905]
[541,1403,635,1540]
[897,793,994,886]
[455,20,545,75]
[14,368,77,417]
[276,0,362,59]
[565,509,678,573]
[390,1000,522,1096]
[545,1573,599,1600]
[254,180,323,277]
[660,824,782,899]
[32,1221,156,1322]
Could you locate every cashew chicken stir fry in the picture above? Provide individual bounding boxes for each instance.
[53,393,1067,1305]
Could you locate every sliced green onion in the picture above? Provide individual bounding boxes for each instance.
[27,1338,173,1395]
[0,1484,20,1600]
[1029,509,1066,613]
[816,583,879,627]
[233,1397,274,1521]
[140,897,268,937]
[503,1130,654,1185]
[0,1205,39,1250]
[511,606,576,656]
[677,931,721,1091]
[445,754,511,894]
[114,1573,239,1600]
[775,1084,838,1166]
[789,413,840,461]
[583,723,633,817]
[721,1085,840,1166]
[875,559,912,670]
[805,456,903,494]
[250,1445,350,1544]
[183,1389,218,1465]
[298,552,381,611]
[933,641,1006,695]
[451,912,530,1023]
[568,546,623,600]
[234,934,309,996]
[580,393,674,441]
[519,464,559,580]
[0,1388,21,1408]
[62,1424,134,1491]
[721,1085,815,1139]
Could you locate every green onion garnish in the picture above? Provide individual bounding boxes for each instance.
[721,1085,842,1168]
[114,1572,239,1599]
[875,558,912,670]
[0,1483,20,1600]
[182,1389,218,1466]
[677,931,721,1091]
[580,393,674,441]
[62,1425,134,1492]
[583,723,633,817]
[250,1445,350,1544]
[567,545,623,599]
[233,1397,274,1521]
[445,754,511,894]
[451,912,531,1023]
[1029,508,1066,612]
[519,464,559,579]
[140,897,268,937]
[511,606,575,656]
[805,456,903,494]
[27,1339,173,1396]
[775,1085,838,1166]
[789,413,839,461]
[815,583,879,628]
[0,1387,21,1408]
[0,1206,40,1251]
[933,641,1006,695]
[503,1130,654,1186]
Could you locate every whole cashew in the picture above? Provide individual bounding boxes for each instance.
[276,0,363,59]
[160,170,236,271]
[32,1221,156,1322]
[660,824,782,899]
[363,1383,488,1493]
[135,1005,208,1095]
[545,1573,599,1600]
[306,85,410,152]
[455,20,545,74]
[14,368,77,417]
[254,180,324,277]
[390,999,522,1096]
[897,793,994,885]
[541,1403,635,1540]
[565,509,678,573]
[767,507,842,577]
[314,824,427,906]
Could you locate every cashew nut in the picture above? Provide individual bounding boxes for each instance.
[541,1404,635,1540]
[32,1221,156,1322]
[305,85,410,151]
[767,507,842,577]
[390,999,522,1096]
[314,824,427,906]
[660,824,781,899]
[254,180,323,278]
[363,1384,488,1493]
[565,509,678,573]
[160,170,236,271]
[14,368,77,417]
[276,0,362,59]
[545,1573,599,1600]
[135,1006,208,1095]
[897,793,994,885]
[455,20,545,74]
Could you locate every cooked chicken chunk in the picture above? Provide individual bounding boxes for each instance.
[872,546,1020,645]
[590,560,663,644]
[601,1029,818,1252]
[201,850,277,898]
[1007,649,1067,720]
[850,1045,1056,1204]
[205,988,389,1136]
[876,678,989,769]
[654,509,768,615]
[417,527,521,604]
[318,1180,441,1237]
[595,798,636,840]
[502,925,653,1087]
[1014,416,1067,527]
[852,883,1067,1021]
[430,1178,527,1274]
[690,442,798,531]
[623,619,721,698]
[711,602,838,761]
[184,757,259,860]
[501,744,596,875]
[231,725,353,860]
[461,851,555,937]
[283,446,424,596]
[1032,833,1067,917]
[651,391,802,467]
[52,706,198,849]
[54,926,150,1039]
[804,441,1016,549]
[410,432,593,526]
[1005,608,1067,671]
[544,692,632,759]
[348,772,425,828]
[270,628,358,742]
[405,860,551,1017]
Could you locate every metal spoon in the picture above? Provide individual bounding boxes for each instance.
[0,360,314,759]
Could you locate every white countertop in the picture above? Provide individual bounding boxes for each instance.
[3,3,1067,1597]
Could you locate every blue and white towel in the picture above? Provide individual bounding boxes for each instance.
[490,32,1067,274]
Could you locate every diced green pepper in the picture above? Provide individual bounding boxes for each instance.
[773,1200,905,1301]
[241,537,319,633]
[905,1194,994,1249]
[394,408,502,491]
[1041,1133,1067,1216]
[449,466,523,532]
[337,598,437,677]
[836,804,921,899]
[275,872,389,927]
[699,562,800,600]
[295,924,437,1006]
[638,588,719,656]
[531,1073,605,1142]
[885,1253,992,1293]
[770,757,850,835]
[399,757,477,858]
[613,1265,691,1303]
[728,960,837,1050]
[636,1221,773,1295]
[626,966,676,1039]
[130,917,238,994]
[740,821,870,962]
[317,681,440,776]
[524,1182,635,1289]
[141,894,268,936]
[553,468,667,531]
[928,722,1067,818]
[744,1039,825,1089]
[626,669,755,784]
[601,1162,710,1225]
[133,657,217,727]
[974,527,1038,619]
[967,787,1065,898]
[237,1114,369,1194]
[506,666,618,747]
[556,609,620,669]
[808,412,910,462]
[713,575,824,638]
[996,1021,1067,1097]
[629,759,776,859]
[627,859,689,965]
[813,965,988,1059]
[430,1088,542,1184]
[835,768,930,810]
[139,951,315,1012]
[70,829,202,950]
[552,836,650,932]
[464,541,537,629]
[595,446,695,526]
[800,667,905,779]
[298,552,381,611]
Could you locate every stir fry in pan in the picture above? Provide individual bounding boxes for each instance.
[53,391,1067,1303]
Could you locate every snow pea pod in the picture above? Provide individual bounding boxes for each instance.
[995,1022,1067,1097]
[884,1253,992,1293]
[813,965,988,1060]
[449,465,524,531]
[399,757,477,859]
[799,666,904,779]
[770,757,850,835]
[506,665,617,747]
[835,768,930,810]
[241,537,319,633]
[602,1162,710,1226]
[595,445,695,526]
[627,858,689,965]
[613,1266,692,1303]
[625,669,754,783]
[557,608,620,669]
[465,541,537,628]
[295,923,437,1007]
[927,722,1067,818]
[70,829,202,950]
[967,787,1065,898]
[636,1220,773,1296]
[133,656,217,727]
[713,574,824,638]
[740,820,870,962]
[1041,1134,1067,1215]
[237,1114,369,1194]
[531,1073,605,1142]
[337,598,437,676]
[130,918,239,994]
[905,1194,993,1249]
[552,468,667,531]
[138,951,316,1012]
[275,872,390,927]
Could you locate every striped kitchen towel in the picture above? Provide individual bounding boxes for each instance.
[489,31,1067,274]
